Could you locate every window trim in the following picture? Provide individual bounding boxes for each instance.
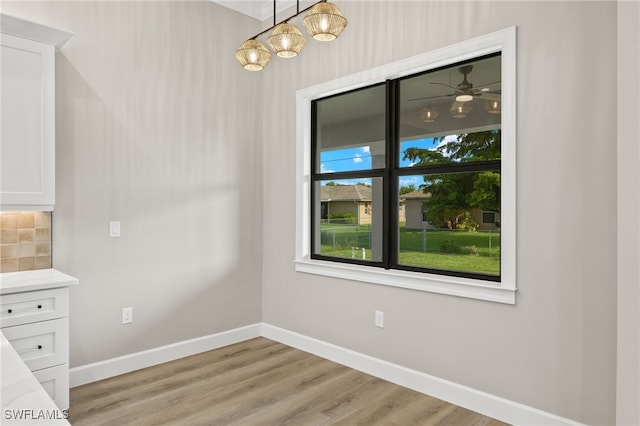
[295,27,517,304]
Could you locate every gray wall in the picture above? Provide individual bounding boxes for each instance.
[261,2,617,425]
[2,1,264,365]
[617,1,640,424]
[2,1,631,425]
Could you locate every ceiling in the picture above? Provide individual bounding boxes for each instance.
[212,0,298,21]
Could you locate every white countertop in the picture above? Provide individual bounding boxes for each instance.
[0,269,78,295]
[1,331,70,425]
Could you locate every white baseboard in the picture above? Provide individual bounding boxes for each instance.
[261,323,585,426]
[69,323,261,387]
[69,322,583,426]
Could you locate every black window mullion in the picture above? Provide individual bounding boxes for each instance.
[385,79,399,269]
[310,100,319,259]
[311,169,385,182]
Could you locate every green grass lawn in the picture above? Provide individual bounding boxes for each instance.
[319,223,500,276]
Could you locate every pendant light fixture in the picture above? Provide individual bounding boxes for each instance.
[235,0,348,71]
[268,22,307,58]
[450,101,473,119]
[235,39,272,71]
[419,105,439,123]
[484,99,501,114]
[302,1,348,41]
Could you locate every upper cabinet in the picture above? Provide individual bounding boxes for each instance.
[0,15,72,211]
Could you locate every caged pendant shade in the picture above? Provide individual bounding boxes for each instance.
[419,105,439,123]
[303,1,348,41]
[234,0,347,71]
[268,23,307,58]
[235,39,271,71]
[484,99,501,114]
[450,101,473,118]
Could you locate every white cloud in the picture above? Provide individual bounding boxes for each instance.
[320,163,335,173]
[353,153,363,163]
[362,146,370,153]
[400,176,420,187]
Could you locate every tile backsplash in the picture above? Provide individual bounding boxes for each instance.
[0,211,52,273]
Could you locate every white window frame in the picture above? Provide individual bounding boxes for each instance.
[294,27,517,304]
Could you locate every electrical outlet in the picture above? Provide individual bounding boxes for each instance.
[122,307,133,324]
[375,310,384,328]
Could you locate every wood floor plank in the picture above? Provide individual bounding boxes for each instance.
[71,339,302,424]
[70,337,279,409]
[76,346,311,424]
[231,369,366,425]
[177,353,348,425]
[69,337,510,426]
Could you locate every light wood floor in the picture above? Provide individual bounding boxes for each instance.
[69,337,509,425]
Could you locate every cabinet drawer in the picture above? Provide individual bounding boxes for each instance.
[0,287,69,327]
[2,317,68,371]
[32,363,69,411]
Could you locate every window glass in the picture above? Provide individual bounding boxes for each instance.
[313,178,383,262]
[310,53,503,281]
[314,84,386,174]
[398,172,501,277]
[398,55,502,166]
[400,131,500,168]
[482,211,496,224]
[394,54,502,279]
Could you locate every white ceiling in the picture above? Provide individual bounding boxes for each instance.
[212,0,298,21]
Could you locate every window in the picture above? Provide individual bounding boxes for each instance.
[482,211,496,224]
[295,28,516,304]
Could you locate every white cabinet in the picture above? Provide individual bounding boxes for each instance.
[1,270,78,412]
[0,15,72,211]
[0,34,54,210]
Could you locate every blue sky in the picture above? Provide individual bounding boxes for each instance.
[319,137,446,188]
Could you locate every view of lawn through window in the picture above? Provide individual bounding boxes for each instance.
[319,223,500,276]
[311,54,502,281]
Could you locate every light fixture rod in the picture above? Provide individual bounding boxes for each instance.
[249,0,326,41]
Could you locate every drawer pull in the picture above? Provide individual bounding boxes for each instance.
[6,304,46,314]
[17,345,44,355]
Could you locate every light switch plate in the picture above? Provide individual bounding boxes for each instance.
[109,221,121,238]
[375,310,384,328]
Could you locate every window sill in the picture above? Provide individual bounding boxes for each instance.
[294,258,516,304]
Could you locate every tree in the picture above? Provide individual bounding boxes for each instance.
[399,184,416,195]
[438,131,501,162]
[402,130,500,229]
